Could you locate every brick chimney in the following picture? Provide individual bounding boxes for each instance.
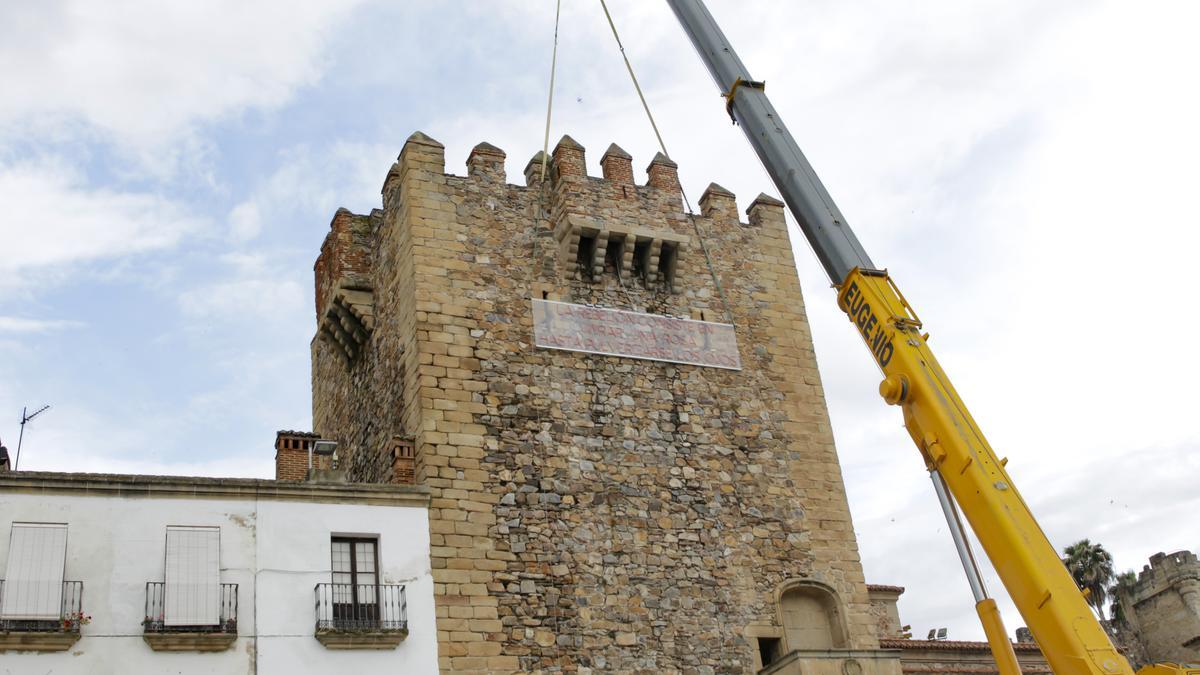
[274,430,324,481]
[388,435,416,485]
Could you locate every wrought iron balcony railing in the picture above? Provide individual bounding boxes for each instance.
[143,581,238,633]
[0,579,84,632]
[314,583,407,632]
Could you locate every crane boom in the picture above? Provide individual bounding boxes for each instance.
[664,2,1134,675]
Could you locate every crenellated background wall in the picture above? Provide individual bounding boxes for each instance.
[1115,550,1200,666]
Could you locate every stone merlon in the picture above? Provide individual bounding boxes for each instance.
[524,151,549,186]
[700,182,737,221]
[747,192,786,227]
[467,141,506,182]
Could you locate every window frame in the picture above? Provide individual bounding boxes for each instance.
[1,522,69,621]
[163,525,222,627]
[330,536,380,619]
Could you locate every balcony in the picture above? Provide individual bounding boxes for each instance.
[0,580,84,652]
[314,582,408,649]
[142,581,238,652]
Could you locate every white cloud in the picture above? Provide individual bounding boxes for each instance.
[178,277,305,322]
[0,0,371,151]
[228,201,263,242]
[0,158,205,288]
[0,317,84,334]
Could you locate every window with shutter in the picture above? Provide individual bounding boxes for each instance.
[164,526,220,626]
[0,523,68,620]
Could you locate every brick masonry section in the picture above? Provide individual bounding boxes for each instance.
[310,131,880,673]
[275,430,326,481]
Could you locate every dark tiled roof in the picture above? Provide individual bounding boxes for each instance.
[0,470,428,507]
[880,639,1043,653]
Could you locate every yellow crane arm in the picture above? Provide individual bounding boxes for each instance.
[842,268,1129,675]
[662,2,1168,673]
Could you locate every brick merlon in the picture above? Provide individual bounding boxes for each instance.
[552,135,586,180]
[646,151,678,170]
[554,134,584,151]
[601,143,634,185]
[646,151,680,192]
[601,143,632,162]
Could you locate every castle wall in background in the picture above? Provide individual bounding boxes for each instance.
[1116,550,1200,666]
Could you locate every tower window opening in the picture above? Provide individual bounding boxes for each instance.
[658,241,678,290]
[757,637,782,667]
[632,238,651,283]
[604,237,625,277]
[576,233,597,280]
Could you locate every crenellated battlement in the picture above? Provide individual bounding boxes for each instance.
[369,131,773,226]
[1132,550,1200,602]
[321,131,783,312]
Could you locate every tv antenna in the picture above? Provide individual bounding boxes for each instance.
[15,404,51,470]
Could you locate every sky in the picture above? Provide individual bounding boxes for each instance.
[1,0,1198,644]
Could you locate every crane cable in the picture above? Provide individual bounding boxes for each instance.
[597,0,733,326]
[540,0,563,182]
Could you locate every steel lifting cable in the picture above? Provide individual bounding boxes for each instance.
[597,0,734,325]
[540,0,563,182]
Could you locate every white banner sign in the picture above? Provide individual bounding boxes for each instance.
[532,299,741,370]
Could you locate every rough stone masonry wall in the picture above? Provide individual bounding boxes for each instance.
[1116,550,1200,665]
[311,132,881,674]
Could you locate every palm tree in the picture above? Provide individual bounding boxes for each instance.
[1062,539,1116,622]
[1109,570,1138,625]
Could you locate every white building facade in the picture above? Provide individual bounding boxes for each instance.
[0,471,439,674]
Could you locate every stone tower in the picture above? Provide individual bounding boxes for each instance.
[310,131,897,674]
[1116,550,1200,665]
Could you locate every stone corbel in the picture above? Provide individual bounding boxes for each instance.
[319,284,375,364]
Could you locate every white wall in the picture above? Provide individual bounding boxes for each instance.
[0,487,438,675]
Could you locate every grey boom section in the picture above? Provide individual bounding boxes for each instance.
[665,0,875,283]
